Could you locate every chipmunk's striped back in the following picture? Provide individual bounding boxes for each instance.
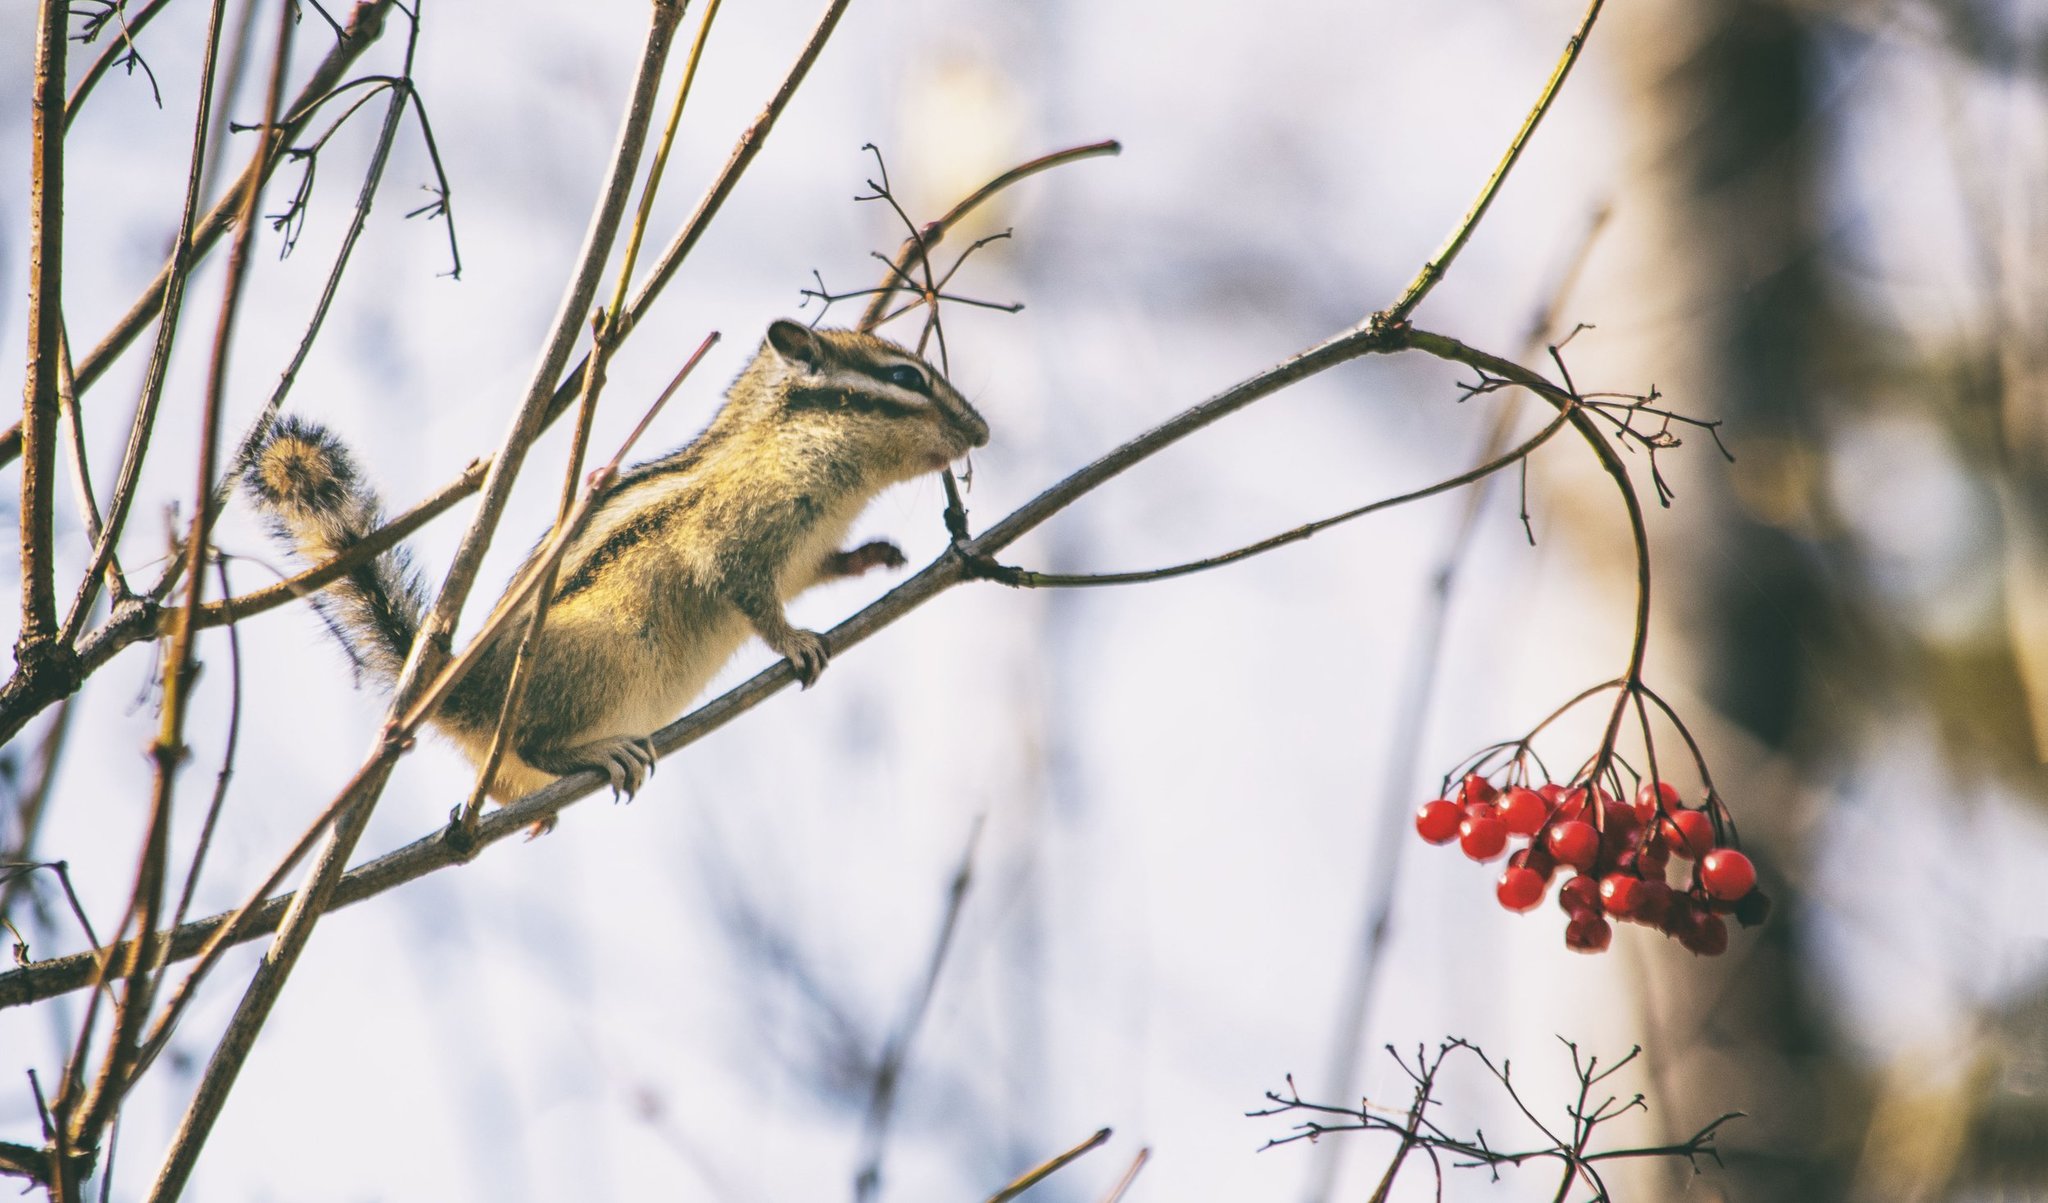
[242,321,990,802]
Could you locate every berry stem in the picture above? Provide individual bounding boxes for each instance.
[1634,683,1720,800]
[1630,684,1663,811]
[1554,352,1653,802]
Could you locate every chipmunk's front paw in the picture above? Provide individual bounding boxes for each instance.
[826,540,906,577]
[780,628,830,687]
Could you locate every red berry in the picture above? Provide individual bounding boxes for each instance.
[1459,815,1508,861]
[1699,849,1756,901]
[1546,820,1600,871]
[1557,873,1601,916]
[1553,787,1587,823]
[1564,912,1612,953]
[1603,803,1642,838]
[1658,894,1699,937]
[1665,810,1716,859]
[1537,782,1569,806]
[1497,787,1549,836]
[1629,879,1673,927]
[1509,844,1557,881]
[1635,838,1671,877]
[1496,867,1547,912]
[1594,822,1636,876]
[1598,873,1640,917]
[1458,773,1499,807]
[1634,780,1680,822]
[1415,799,1461,845]
[1679,912,1728,956]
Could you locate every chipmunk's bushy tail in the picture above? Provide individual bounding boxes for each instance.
[243,416,427,687]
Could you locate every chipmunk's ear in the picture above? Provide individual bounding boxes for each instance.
[766,320,824,370]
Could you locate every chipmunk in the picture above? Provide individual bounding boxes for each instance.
[244,320,990,801]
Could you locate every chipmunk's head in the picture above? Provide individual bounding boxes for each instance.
[753,320,989,484]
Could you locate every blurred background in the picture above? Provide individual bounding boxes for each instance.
[2,0,2046,1198]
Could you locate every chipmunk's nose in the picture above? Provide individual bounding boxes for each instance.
[952,406,990,449]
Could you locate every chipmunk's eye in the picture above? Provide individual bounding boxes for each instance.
[883,364,927,393]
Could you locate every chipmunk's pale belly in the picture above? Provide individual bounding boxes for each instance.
[618,496,863,730]
[607,610,752,739]
[486,491,875,797]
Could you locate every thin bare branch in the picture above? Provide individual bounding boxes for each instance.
[857,139,1120,329]
[197,31,466,599]
[183,460,487,634]
[1405,329,1652,792]
[0,701,76,936]
[968,403,1574,589]
[67,0,295,1163]
[52,0,237,1166]
[1259,1039,1737,1201]
[169,560,245,933]
[64,0,397,404]
[1383,0,1604,324]
[53,328,127,601]
[66,0,176,123]
[553,0,856,402]
[852,817,983,1203]
[984,1129,1112,1203]
[1096,1149,1149,1203]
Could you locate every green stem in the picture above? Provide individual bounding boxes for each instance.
[1383,0,1604,325]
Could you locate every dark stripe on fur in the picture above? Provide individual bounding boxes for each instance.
[610,422,729,490]
[784,385,923,421]
[552,491,700,602]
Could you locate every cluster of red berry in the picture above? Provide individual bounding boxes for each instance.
[1414,775,1768,956]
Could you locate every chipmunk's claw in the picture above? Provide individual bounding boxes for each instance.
[784,629,830,688]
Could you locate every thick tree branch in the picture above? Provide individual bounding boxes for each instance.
[19,0,70,653]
